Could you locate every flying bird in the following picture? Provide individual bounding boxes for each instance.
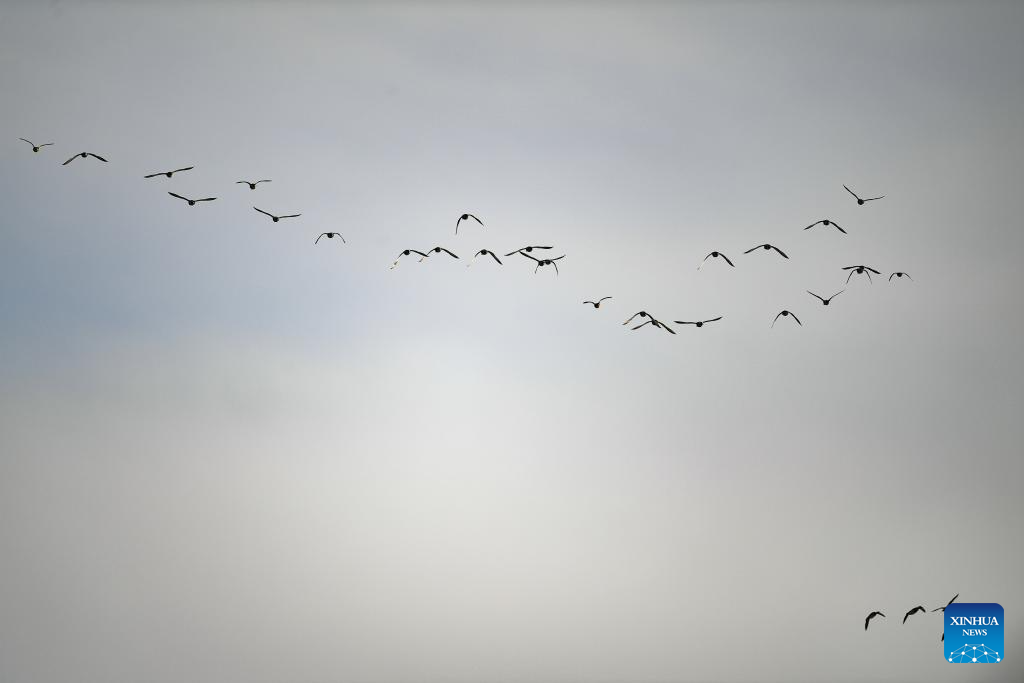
[805,219,846,234]
[390,249,429,269]
[62,152,107,165]
[455,213,483,234]
[772,310,801,327]
[315,232,345,244]
[254,207,301,222]
[844,184,885,205]
[468,249,502,265]
[144,166,194,179]
[674,317,722,328]
[583,297,612,308]
[699,251,735,269]
[889,271,913,282]
[623,311,651,326]
[933,594,959,613]
[903,606,926,624]
[19,138,53,152]
[843,265,881,284]
[423,246,459,260]
[807,290,844,306]
[865,611,886,631]
[505,245,553,256]
[520,252,565,274]
[168,192,216,206]
[743,243,789,259]
[237,180,271,190]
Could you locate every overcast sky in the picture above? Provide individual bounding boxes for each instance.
[1,2,1022,682]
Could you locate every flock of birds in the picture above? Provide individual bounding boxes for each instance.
[865,593,959,643]
[18,135,913,339]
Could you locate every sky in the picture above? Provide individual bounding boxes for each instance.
[1,2,1023,682]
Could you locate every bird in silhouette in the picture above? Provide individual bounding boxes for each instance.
[254,207,301,222]
[168,192,216,206]
[744,243,789,259]
[390,249,429,269]
[903,606,926,624]
[807,290,844,306]
[889,271,912,282]
[62,152,107,165]
[699,251,735,269]
[455,213,483,234]
[843,265,881,284]
[674,316,722,328]
[144,166,194,179]
[772,310,801,327]
[423,246,459,261]
[237,180,271,190]
[844,185,884,205]
[468,249,502,266]
[632,318,676,334]
[520,252,565,274]
[583,297,612,308]
[933,594,959,613]
[865,611,885,631]
[315,232,345,244]
[505,245,553,256]
[805,219,846,234]
[19,138,53,152]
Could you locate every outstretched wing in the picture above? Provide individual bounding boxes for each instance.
[771,311,784,328]
[865,266,881,274]
[87,153,108,162]
[253,207,275,218]
[631,320,654,330]
[807,291,825,302]
[771,245,789,258]
[315,233,326,244]
[487,251,502,264]
[172,166,194,174]
[195,197,217,202]
[598,296,612,303]
[19,138,33,146]
[468,214,483,225]
[279,214,302,219]
[438,248,459,258]
[168,192,189,201]
[704,316,723,323]
[843,184,860,200]
[62,154,78,165]
[623,312,643,325]
[791,313,802,326]
[804,220,823,230]
[744,245,762,254]
[143,172,162,178]
[832,222,847,234]
[721,253,735,267]
[864,195,884,202]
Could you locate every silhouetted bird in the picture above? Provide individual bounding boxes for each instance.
[19,138,53,152]
[843,265,881,284]
[933,594,959,613]
[144,166,193,179]
[254,207,301,222]
[505,245,553,256]
[315,232,345,244]
[772,310,801,327]
[632,318,676,334]
[468,249,502,265]
[237,180,271,190]
[390,249,429,269]
[62,152,107,165]
[521,252,565,274]
[865,612,885,631]
[805,219,846,234]
[168,192,216,206]
[699,251,735,269]
[674,317,722,328]
[744,243,789,259]
[844,185,884,205]
[455,213,483,234]
[583,297,612,308]
[904,606,926,624]
[423,246,459,260]
[889,271,912,282]
[807,290,844,306]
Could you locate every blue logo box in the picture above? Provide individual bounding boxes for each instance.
[944,603,1003,663]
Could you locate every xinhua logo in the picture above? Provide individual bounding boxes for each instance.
[944,603,1003,663]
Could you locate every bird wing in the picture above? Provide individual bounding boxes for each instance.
[843,184,860,200]
[948,594,959,606]
[235,181,248,185]
[631,320,654,330]
[488,251,502,264]
[253,207,274,218]
[598,296,612,302]
[62,154,78,165]
[315,234,326,244]
[721,253,735,267]
[339,234,346,243]
[168,192,189,201]
[469,214,483,225]
[39,143,54,147]
[439,248,459,258]
[704,316,723,323]
[279,214,301,219]
[623,312,642,325]
[172,167,194,174]
[889,273,896,281]
[845,271,855,284]
[791,313,802,325]
[772,312,784,328]
[865,615,870,630]
[674,321,696,325]
[771,245,789,258]
[550,254,565,261]
[864,195,884,201]
[143,172,162,178]
[256,179,271,184]
[87,153,108,162]
[833,222,847,234]
[551,260,560,275]
[807,291,825,302]
[743,245,761,254]
[195,197,217,202]
[19,138,33,145]
[866,266,881,274]
[519,252,541,262]
[655,320,676,334]
[504,248,523,256]
[830,290,845,299]
[805,220,823,229]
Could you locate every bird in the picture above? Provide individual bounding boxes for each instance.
[168,192,216,206]
[807,290,844,306]
[632,318,676,334]
[844,184,884,205]
[422,246,459,261]
[468,249,502,266]
[390,249,429,269]
[903,606,926,624]
[932,594,959,613]
[674,316,722,328]
[237,180,271,190]
[865,611,886,631]
[583,297,612,308]
[315,232,345,244]
[144,166,194,179]
[520,252,565,274]
[455,213,483,234]
[772,310,802,327]
[889,271,913,282]
[62,152,107,165]
[804,219,846,234]
[743,243,789,259]
[699,251,735,269]
[842,265,881,284]
[19,138,53,152]
[505,245,553,256]
[254,207,301,222]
